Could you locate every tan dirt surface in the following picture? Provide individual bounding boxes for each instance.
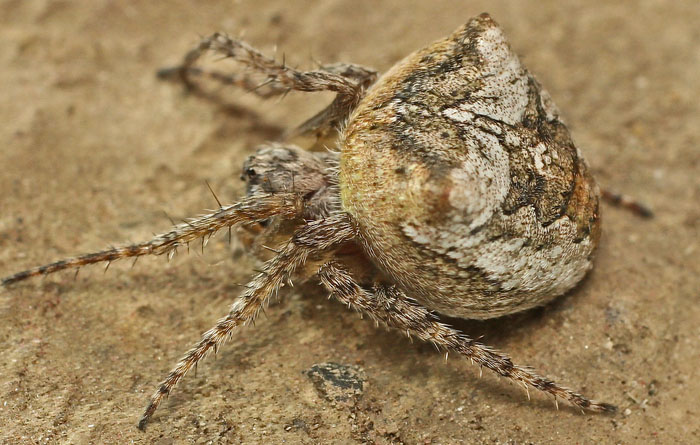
[1,1,698,443]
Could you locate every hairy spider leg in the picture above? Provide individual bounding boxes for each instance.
[2,193,303,286]
[157,33,377,137]
[138,213,356,429]
[318,261,617,414]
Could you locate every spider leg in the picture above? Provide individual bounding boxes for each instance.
[156,64,288,99]
[286,62,377,138]
[600,188,653,218]
[1,192,302,286]
[162,33,374,97]
[158,34,377,137]
[317,260,617,414]
[138,213,356,429]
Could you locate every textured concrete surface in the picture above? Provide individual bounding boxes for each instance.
[1,1,698,443]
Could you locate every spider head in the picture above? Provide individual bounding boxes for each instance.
[241,143,339,220]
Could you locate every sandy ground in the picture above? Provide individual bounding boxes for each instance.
[1,1,698,443]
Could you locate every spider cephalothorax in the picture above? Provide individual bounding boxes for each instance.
[3,13,654,429]
[241,143,340,220]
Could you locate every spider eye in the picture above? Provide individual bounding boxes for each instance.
[246,168,257,178]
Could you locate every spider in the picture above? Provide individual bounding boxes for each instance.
[3,13,650,429]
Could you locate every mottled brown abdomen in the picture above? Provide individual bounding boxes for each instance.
[339,14,600,319]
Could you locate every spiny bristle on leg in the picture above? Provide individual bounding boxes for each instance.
[318,261,618,415]
[137,214,356,429]
[1,193,302,287]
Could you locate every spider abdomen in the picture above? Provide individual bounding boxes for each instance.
[339,13,601,319]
